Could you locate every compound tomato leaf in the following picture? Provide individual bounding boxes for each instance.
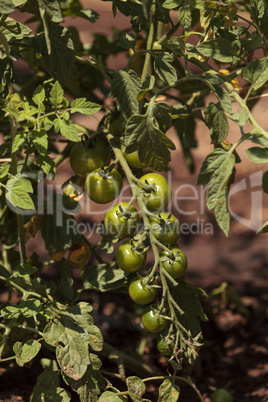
[158,379,180,402]
[197,148,235,236]
[36,155,56,179]
[32,84,45,105]
[32,129,48,155]
[244,147,268,164]
[5,175,35,210]
[126,376,146,402]
[110,69,141,120]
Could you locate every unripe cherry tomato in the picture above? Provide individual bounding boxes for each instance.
[85,166,122,204]
[69,138,111,177]
[116,240,147,273]
[104,202,139,239]
[122,145,146,169]
[157,337,175,355]
[150,212,180,246]
[142,305,168,333]
[129,277,158,305]
[139,173,171,212]
[160,247,187,279]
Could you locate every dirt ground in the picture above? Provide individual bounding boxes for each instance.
[0,1,268,401]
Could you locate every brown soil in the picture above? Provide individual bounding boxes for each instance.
[1,2,268,401]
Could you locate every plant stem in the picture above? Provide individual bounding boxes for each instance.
[10,116,27,266]
[141,2,156,82]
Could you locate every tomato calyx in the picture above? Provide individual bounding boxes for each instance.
[141,179,156,195]
[117,204,133,220]
[97,164,117,180]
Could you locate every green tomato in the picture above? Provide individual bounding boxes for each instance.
[116,240,147,273]
[139,173,171,212]
[211,389,234,402]
[150,212,180,246]
[129,278,158,305]
[157,337,175,356]
[122,146,146,169]
[104,202,139,239]
[160,247,187,280]
[142,305,168,333]
[69,138,111,177]
[85,166,122,204]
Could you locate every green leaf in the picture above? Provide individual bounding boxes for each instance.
[49,81,64,107]
[171,281,208,336]
[197,148,235,236]
[12,132,27,153]
[32,129,48,155]
[137,75,155,102]
[174,118,196,173]
[13,339,41,367]
[81,264,129,292]
[204,103,229,144]
[55,118,78,141]
[38,0,62,23]
[0,31,10,58]
[19,298,43,317]
[256,220,268,234]
[36,155,56,179]
[244,147,268,163]
[30,359,71,402]
[32,84,45,105]
[29,26,75,83]
[70,98,101,115]
[178,6,192,28]
[0,164,9,179]
[163,0,182,9]
[153,53,177,85]
[43,303,103,380]
[1,305,20,319]
[158,379,180,402]
[242,58,268,91]
[0,0,14,14]
[5,175,35,210]
[196,38,234,63]
[120,31,137,49]
[213,85,232,114]
[40,205,81,255]
[110,69,141,120]
[77,9,99,23]
[62,365,106,402]
[98,391,123,401]
[17,263,38,276]
[126,376,146,402]
[1,17,32,41]
[125,102,175,171]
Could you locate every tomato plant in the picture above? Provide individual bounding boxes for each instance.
[211,389,234,402]
[0,0,267,400]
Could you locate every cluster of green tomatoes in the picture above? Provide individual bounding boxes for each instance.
[69,134,187,357]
